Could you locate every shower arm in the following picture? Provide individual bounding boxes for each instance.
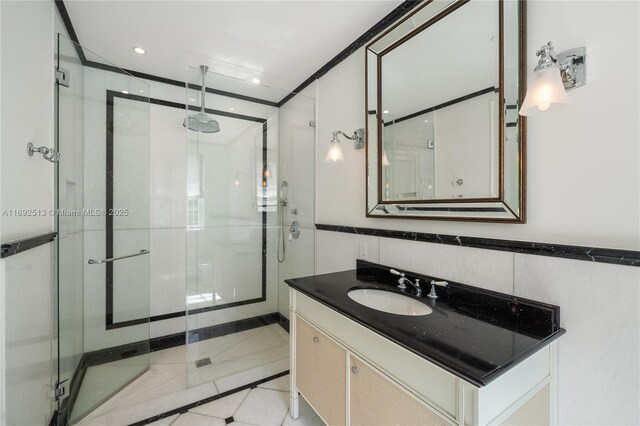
[199,65,209,113]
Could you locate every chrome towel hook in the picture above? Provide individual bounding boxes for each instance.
[28,142,60,162]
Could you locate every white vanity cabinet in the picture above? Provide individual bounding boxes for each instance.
[289,289,557,426]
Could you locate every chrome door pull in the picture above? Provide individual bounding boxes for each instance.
[88,249,149,265]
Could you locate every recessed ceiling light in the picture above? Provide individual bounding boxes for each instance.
[424,119,429,123]
[229,107,235,111]
[252,78,260,84]
[132,46,146,55]
[122,90,129,94]
[383,110,389,114]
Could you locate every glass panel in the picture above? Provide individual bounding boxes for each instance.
[56,34,151,424]
[55,33,85,423]
[185,66,315,393]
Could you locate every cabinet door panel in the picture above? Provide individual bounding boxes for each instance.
[350,355,450,426]
[296,316,346,425]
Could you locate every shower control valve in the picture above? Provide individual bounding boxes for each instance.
[289,221,301,240]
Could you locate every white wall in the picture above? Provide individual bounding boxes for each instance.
[0,1,56,424]
[312,1,640,424]
[317,0,640,251]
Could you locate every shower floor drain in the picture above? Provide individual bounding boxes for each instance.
[195,357,212,368]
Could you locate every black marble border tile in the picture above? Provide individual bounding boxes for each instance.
[277,0,423,106]
[53,1,279,108]
[0,232,57,259]
[58,313,287,423]
[128,370,290,426]
[278,313,290,333]
[316,224,640,267]
[104,90,269,330]
[383,86,498,126]
[83,313,283,368]
[55,0,423,108]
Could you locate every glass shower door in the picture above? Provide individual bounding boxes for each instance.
[55,34,151,424]
[185,66,287,392]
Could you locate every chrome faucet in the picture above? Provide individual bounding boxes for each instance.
[427,280,448,299]
[389,269,422,297]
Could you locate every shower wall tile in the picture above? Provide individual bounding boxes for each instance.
[150,104,187,229]
[111,97,151,231]
[276,90,316,319]
[278,226,316,319]
[80,67,296,353]
[278,92,316,230]
[111,229,151,322]
[83,230,148,352]
[150,228,186,317]
[82,67,109,232]
[150,317,186,340]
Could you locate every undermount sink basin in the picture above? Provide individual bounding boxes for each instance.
[347,288,432,316]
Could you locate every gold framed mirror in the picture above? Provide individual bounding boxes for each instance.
[365,0,526,222]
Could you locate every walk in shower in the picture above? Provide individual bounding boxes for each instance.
[55,35,315,425]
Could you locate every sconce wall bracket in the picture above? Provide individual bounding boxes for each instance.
[334,128,365,150]
[557,47,586,91]
[535,42,586,91]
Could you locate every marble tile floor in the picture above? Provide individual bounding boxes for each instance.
[148,376,325,426]
[74,324,291,425]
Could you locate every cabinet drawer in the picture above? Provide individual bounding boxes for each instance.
[295,315,347,425]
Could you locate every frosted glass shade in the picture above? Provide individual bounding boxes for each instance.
[325,140,344,163]
[382,149,390,167]
[519,67,570,116]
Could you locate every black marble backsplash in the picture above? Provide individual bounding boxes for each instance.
[356,260,561,338]
[316,224,640,267]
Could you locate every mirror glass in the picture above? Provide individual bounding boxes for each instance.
[366,0,525,222]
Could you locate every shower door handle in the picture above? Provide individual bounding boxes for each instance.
[88,249,149,265]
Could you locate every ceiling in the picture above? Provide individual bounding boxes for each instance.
[64,0,404,102]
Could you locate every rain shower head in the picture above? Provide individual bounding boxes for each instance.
[183,65,220,133]
[184,111,220,133]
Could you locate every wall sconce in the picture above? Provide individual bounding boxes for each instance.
[519,41,586,116]
[233,171,251,187]
[324,128,365,163]
[381,148,390,167]
[260,163,273,188]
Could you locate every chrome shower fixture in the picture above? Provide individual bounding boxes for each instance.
[184,65,220,133]
[27,142,60,162]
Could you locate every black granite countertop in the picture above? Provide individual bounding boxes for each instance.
[286,260,565,387]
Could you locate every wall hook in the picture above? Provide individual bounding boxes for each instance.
[27,142,60,163]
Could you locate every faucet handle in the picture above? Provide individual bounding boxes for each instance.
[427,280,448,299]
[389,269,404,277]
